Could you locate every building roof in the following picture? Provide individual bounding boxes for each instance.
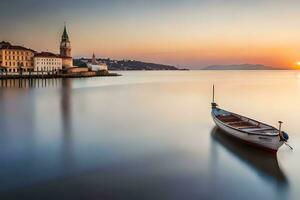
[61,25,70,42]
[0,41,35,52]
[34,52,61,58]
[0,41,11,48]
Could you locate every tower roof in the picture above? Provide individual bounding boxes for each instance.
[92,53,97,65]
[62,24,69,41]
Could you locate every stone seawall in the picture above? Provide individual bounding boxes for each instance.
[0,71,120,80]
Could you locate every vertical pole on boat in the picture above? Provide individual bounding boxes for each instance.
[212,85,218,108]
[213,85,215,103]
[278,121,283,138]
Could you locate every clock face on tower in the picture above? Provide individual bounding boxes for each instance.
[61,42,70,48]
[60,25,72,58]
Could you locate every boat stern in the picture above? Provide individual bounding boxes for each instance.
[211,102,218,108]
[281,131,289,142]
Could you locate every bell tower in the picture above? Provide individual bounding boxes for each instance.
[60,24,73,68]
[60,24,71,57]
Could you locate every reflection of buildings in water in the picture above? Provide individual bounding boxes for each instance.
[0,85,36,157]
[0,86,8,134]
[0,83,34,129]
[0,78,75,172]
[211,127,288,185]
[60,79,74,168]
[61,79,72,134]
[210,127,290,199]
[0,78,63,89]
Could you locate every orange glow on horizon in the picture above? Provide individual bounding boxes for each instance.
[294,62,300,69]
[3,1,300,69]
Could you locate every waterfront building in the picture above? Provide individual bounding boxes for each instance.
[34,52,62,71]
[87,53,108,71]
[60,25,73,69]
[0,41,35,72]
[0,66,5,73]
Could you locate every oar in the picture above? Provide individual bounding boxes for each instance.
[285,142,294,150]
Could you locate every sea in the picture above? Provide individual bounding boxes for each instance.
[0,70,300,200]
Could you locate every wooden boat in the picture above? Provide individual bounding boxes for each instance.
[211,86,290,153]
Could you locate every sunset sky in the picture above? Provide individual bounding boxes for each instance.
[1,0,300,69]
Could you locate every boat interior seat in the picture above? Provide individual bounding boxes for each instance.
[236,125,258,129]
[246,128,277,132]
[228,121,246,125]
[217,115,241,123]
[228,121,253,126]
[223,119,242,123]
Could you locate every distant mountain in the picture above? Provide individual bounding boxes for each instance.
[202,64,284,70]
[74,58,182,71]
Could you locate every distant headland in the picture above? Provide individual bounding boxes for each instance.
[74,58,187,71]
[202,64,286,70]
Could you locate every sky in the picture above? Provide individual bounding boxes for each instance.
[1,0,300,69]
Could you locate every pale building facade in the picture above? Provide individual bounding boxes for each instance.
[60,25,73,69]
[34,52,62,71]
[0,41,35,72]
[87,53,108,71]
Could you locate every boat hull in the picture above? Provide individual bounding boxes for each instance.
[212,111,284,153]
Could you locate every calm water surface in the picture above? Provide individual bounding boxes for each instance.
[0,71,300,199]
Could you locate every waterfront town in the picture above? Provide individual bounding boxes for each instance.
[0,25,111,78]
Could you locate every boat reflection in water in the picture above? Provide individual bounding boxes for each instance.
[211,127,288,185]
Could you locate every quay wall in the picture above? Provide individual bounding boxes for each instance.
[0,71,120,80]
